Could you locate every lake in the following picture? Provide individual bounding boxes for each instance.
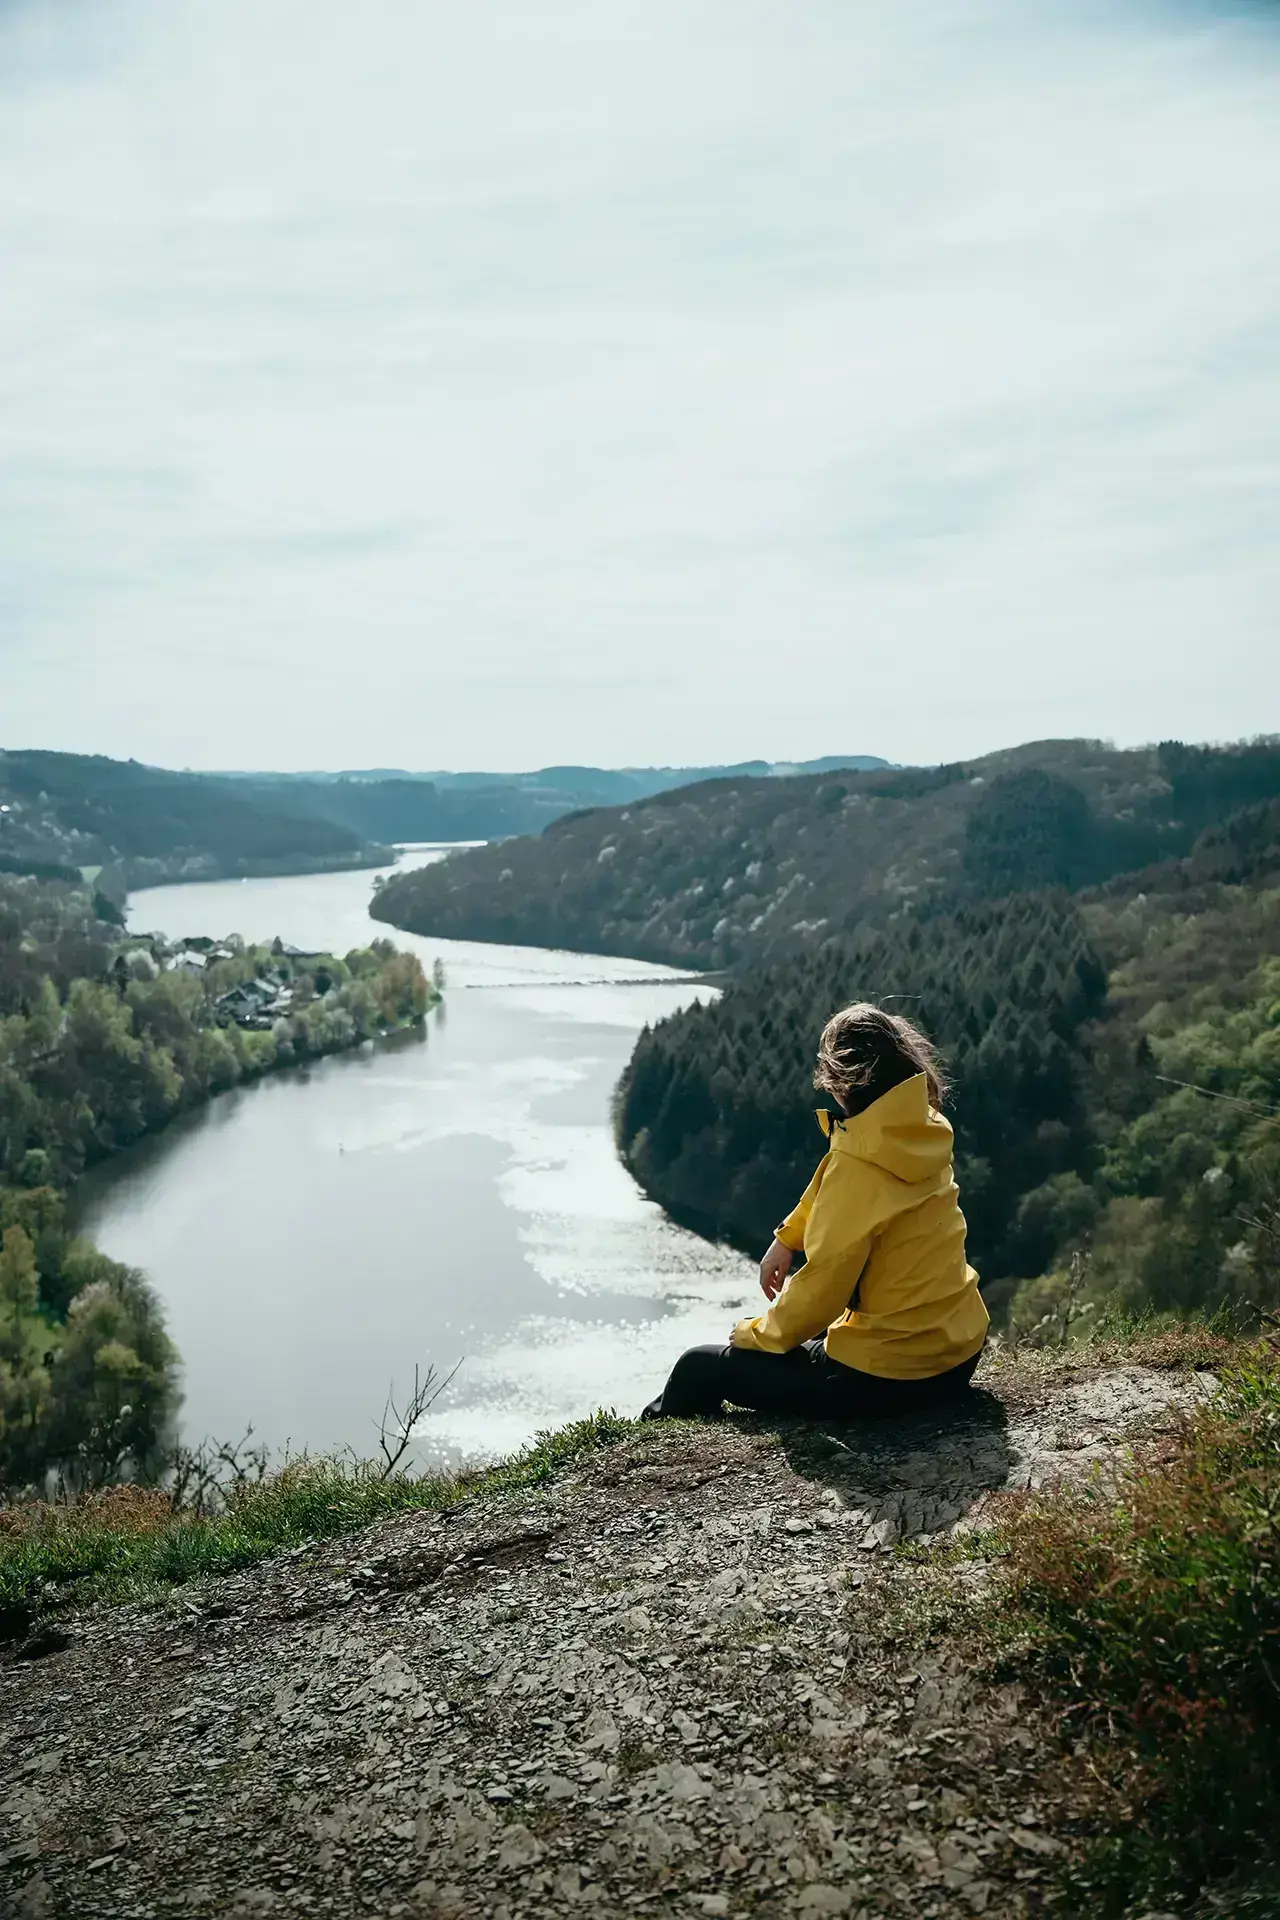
[73,854,754,1462]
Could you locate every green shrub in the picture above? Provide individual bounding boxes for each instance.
[993,1347,1280,1912]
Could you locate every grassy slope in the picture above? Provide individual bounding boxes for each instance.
[0,1413,631,1633]
[988,1336,1277,1914]
[994,1348,1280,1912]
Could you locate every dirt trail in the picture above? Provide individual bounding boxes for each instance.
[0,1364,1211,1920]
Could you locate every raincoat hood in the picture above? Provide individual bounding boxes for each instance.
[818,1074,954,1187]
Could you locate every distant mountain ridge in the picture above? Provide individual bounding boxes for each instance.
[226,756,891,791]
[222,755,893,831]
[0,748,893,888]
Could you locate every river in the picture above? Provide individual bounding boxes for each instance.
[73,854,753,1462]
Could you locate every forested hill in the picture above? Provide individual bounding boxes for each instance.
[370,737,1280,969]
[616,804,1280,1333]
[0,751,389,888]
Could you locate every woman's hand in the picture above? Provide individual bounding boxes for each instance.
[759,1237,793,1301]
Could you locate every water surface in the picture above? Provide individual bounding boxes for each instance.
[75,855,753,1460]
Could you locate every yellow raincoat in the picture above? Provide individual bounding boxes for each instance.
[730,1074,988,1379]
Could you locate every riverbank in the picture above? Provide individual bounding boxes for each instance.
[119,846,397,893]
[8,922,438,1196]
[2,1327,1271,1919]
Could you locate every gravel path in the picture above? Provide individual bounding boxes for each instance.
[0,1363,1212,1920]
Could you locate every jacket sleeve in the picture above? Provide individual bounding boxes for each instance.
[773,1157,828,1252]
[732,1158,874,1353]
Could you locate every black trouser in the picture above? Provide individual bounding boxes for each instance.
[641,1337,981,1421]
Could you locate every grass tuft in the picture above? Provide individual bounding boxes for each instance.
[0,1408,635,1633]
[1081,1302,1257,1372]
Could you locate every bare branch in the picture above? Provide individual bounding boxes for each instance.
[164,1426,271,1515]
[376,1360,463,1479]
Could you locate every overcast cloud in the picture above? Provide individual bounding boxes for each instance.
[1,0,1278,771]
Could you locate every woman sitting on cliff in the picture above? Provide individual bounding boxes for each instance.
[642,1004,988,1421]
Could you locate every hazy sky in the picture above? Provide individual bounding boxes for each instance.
[2,0,1278,771]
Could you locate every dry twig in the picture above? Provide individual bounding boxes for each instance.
[377,1362,462,1478]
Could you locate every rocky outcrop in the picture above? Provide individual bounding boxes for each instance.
[0,1361,1211,1920]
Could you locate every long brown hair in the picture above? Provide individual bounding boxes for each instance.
[813,1002,948,1116]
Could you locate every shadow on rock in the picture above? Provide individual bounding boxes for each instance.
[742,1388,1012,1547]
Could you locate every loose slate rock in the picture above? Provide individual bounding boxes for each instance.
[0,1359,1209,1919]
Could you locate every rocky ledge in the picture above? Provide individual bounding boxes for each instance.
[0,1360,1212,1920]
